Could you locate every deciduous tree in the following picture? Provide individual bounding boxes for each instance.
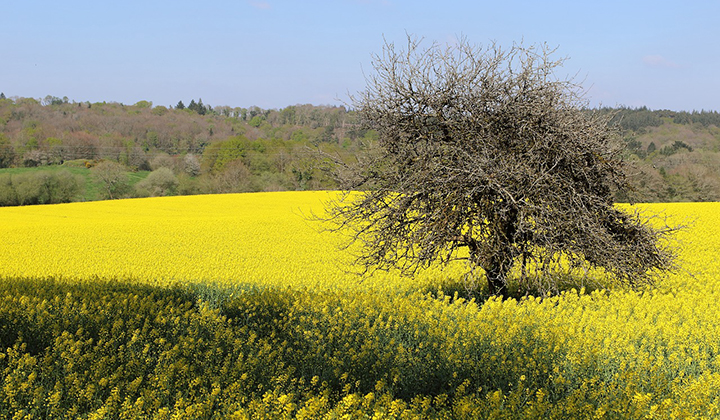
[91,161,130,199]
[135,167,178,197]
[326,36,678,297]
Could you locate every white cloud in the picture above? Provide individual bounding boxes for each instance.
[642,55,680,68]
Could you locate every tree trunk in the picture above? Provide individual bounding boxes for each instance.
[484,209,518,298]
[465,222,515,298]
[485,252,511,298]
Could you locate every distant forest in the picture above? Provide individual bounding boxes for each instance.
[1,93,719,205]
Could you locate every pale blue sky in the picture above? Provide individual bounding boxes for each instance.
[2,0,718,111]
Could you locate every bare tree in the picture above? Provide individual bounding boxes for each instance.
[326,36,678,297]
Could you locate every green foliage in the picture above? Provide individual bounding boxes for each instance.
[0,169,83,206]
[42,95,68,106]
[0,134,14,168]
[249,115,264,128]
[187,98,209,115]
[0,173,16,205]
[41,170,84,204]
[134,100,152,109]
[135,167,178,197]
[145,131,160,150]
[90,161,132,200]
[11,172,44,204]
[624,136,645,158]
[673,109,720,126]
[607,106,663,132]
[151,105,168,116]
[201,136,250,173]
[659,140,693,156]
[1,95,720,205]
[647,141,657,154]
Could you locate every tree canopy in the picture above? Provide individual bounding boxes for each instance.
[327,36,678,297]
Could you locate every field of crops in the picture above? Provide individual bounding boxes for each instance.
[1,192,720,419]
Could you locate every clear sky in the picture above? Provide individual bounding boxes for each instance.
[2,0,718,111]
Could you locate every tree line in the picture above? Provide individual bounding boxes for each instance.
[596,106,720,132]
[0,93,719,205]
[0,94,371,205]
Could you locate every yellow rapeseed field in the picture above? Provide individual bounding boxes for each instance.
[2,192,720,418]
[0,191,458,291]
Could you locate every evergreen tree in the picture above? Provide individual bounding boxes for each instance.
[176,100,185,110]
[647,142,657,154]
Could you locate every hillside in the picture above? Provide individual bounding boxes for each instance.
[1,95,719,204]
[604,107,720,202]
